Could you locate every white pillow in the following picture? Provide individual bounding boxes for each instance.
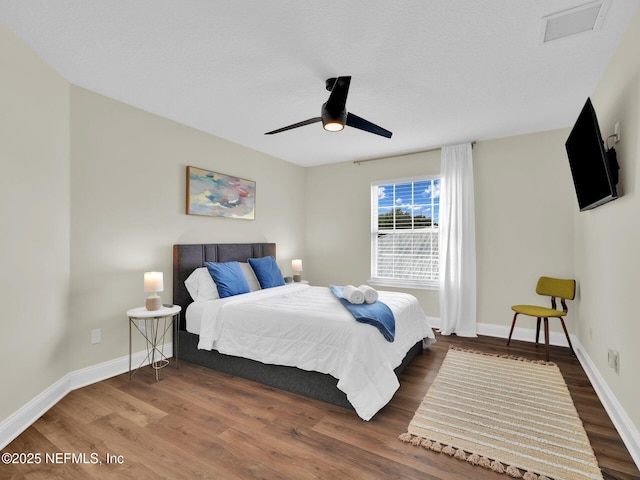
[240,262,261,291]
[184,267,219,302]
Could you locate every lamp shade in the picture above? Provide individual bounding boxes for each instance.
[144,272,164,293]
[291,259,303,272]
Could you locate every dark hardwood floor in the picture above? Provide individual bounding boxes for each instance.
[2,334,638,480]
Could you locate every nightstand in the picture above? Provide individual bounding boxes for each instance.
[127,305,181,381]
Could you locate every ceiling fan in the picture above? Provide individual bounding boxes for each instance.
[264,76,392,138]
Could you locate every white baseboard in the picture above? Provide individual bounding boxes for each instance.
[477,321,572,347]
[0,344,173,450]
[573,339,640,469]
[429,316,572,347]
[0,375,70,453]
[428,317,640,470]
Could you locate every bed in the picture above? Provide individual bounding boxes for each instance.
[172,243,435,420]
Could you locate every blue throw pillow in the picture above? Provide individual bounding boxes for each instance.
[247,256,285,289]
[205,261,250,298]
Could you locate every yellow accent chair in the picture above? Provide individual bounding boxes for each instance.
[507,276,576,361]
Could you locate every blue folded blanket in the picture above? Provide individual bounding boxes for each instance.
[330,285,396,342]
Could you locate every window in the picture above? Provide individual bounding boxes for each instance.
[370,176,440,289]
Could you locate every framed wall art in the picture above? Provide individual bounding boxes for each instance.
[186,166,255,220]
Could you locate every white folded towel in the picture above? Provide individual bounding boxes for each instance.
[343,284,365,304]
[358,284,379,304]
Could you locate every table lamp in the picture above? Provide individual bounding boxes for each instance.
[292,259,303,282]
[144,271,164,310]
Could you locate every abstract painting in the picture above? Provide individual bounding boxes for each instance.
[186,166,255,220]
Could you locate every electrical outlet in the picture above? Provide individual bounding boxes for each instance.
[138,319,146,333]
[91,328,101,345]
[607,348,620,374]
[614,121,621,143]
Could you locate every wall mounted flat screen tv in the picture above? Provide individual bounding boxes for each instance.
[565,98,619,211]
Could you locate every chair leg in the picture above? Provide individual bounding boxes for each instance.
[535,317,541,345]
[543,318,550,362]
[559,318,576,356]
[507,312,518,345]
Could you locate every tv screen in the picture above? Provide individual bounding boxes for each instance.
[565,98,619,211]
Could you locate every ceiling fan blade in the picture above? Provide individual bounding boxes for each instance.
[264,117,321,135]
[346,112,393,138]
[325,76,351,113]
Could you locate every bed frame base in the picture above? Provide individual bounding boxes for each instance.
[177,330,422,410]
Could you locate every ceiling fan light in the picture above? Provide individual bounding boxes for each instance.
[321,102,347,133]
[323,121,344,132]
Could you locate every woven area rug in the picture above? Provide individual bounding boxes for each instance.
[399,347,603,480]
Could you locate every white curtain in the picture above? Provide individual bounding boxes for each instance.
[438,143,477,336]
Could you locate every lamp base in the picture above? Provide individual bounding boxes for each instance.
[146,294,162,311]
[293,273,301,282]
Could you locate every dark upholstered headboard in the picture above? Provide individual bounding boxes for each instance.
[172,243,276,329]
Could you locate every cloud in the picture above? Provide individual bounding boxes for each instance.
[424,181,441,199]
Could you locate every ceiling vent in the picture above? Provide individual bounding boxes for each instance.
[540,0,610,43]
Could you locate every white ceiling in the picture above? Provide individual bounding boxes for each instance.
[1,1,638,167]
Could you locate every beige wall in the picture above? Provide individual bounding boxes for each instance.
[68,86,307,370]
[304,151,441,316]
[305,129,575,326]
[577,11,640,429]
[473,131,575,330]
[0,25,71,419]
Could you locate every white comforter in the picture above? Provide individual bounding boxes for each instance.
[191,284,435,420]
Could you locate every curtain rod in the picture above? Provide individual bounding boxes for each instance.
[353,141,476,166]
